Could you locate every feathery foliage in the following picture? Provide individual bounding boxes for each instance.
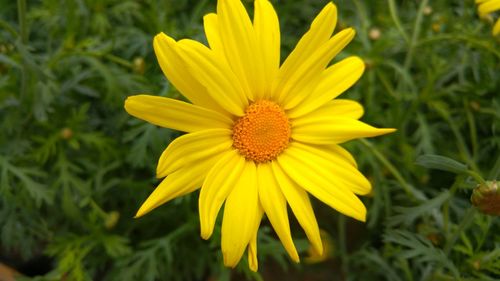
[1,0,499,280]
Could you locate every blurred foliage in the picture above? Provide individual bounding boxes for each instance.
[0,0,499,280]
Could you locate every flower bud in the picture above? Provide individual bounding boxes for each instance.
[471,181,499,216]
[105,211,120,229]
[133,57,145,75]
[60,128,73,140]
[305,229,333,263]
[369,28,381,40]
[423,6,432,16]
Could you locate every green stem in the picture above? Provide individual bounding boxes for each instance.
[250,272,264,281]
[444,208,476,255]
[464,100,478,164]
[403,0,429,70]
[488,155,500,179]
[338,215,348,275]
[352,0,371,49]
[417,35,500,59]
[387,0,409,43]
[0,19,18,37]
[359,139,416,201]
[466,170,487,186]
[432,104,480,173]
[17,0,28,101]
[48,51,133,69]
[442,175,465,237]
[17,0,27,43]
[104,53,134,68]
[400,258,414,281]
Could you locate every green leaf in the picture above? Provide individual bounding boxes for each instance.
[415,154,468,174]
[388,191,450,227]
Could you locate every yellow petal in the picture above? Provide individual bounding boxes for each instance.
[247,204,263,272]
[277,28,356,110]
[221,161,260,268]
[248,231,259,272]
[289,142,371,195]
[156,129,232,178]
[257,163,300,262]
[253,0,280,99]
[288,57,365,118]
[271,162,323,256]
[217,0,264,101]
[292,116,396,144]
[291,99,364,122]
[153,33,227,114]
[124,95,232,132]
[275,3,337,89]
[272,3,338,103]
[203,13,225,58]
[478,0,500,16]
[199,150,246,239]
[277,146,367,222]
[172,37,249,116]
[135,158,216,218]
[321,144,358,168]
[493,18,500,36]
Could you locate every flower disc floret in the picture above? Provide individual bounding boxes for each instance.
[232,100,291,163]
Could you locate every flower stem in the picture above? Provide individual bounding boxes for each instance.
[17,0,27,43]
[444,207,476,255]
[387,0,409,43]
[338,215,348,275]
[403,0,429,70]
[466,170,487,186]
[359,139,416,201]
[17,0,28,101]
[442,175,465,236]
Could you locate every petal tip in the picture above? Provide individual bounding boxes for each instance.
[353,207,367,222]
[200,231,211,240]
[291,253,300,263]
[345,27,356,36]
[222,251,238,269]
[155,171,167,179]
[249,265,258,272]
[383,128,397,134]
[325,2,337,10]
[314,241,324,257]
[134,208,148,219]
[358,214,367,223]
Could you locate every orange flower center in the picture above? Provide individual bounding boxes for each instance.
[232,100,291,163]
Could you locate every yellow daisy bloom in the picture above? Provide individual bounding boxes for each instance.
[125,0,395,271]
[476,0,500,36]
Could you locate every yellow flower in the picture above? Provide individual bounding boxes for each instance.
[125,0,395,271]
[476,0,500,36]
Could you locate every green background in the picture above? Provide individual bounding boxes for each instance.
[0,0,499,280]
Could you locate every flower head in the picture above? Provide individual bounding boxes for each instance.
[476,0,500,36]
[125,0,395,271]
[471,180,500,216]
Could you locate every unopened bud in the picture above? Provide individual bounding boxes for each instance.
[364,59,374,70]
[305,229,333,264]
[471,181,499,216]
[423,6,432,16]
[472,260,481,270]
[470,101,481,111]
[432,22,442,33]
[369,28,381,40]
[60,128,73,140]
[133,57,145,75]
[105,211,120,229]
